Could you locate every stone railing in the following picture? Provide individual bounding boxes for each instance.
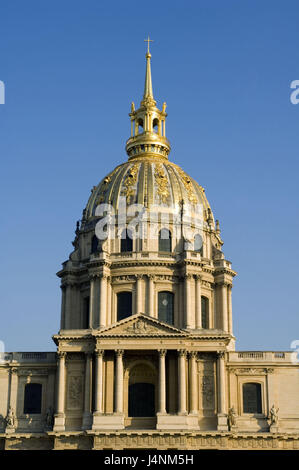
[0,352,57,363]
[228,351,293,362]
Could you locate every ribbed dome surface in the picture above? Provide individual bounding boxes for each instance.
[85,157,212,220]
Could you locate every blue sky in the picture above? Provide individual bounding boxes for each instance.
[0,0,298,351]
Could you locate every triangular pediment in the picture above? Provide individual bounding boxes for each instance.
[96,313,189,337]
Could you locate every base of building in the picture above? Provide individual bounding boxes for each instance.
[270,424,279,434]
[156,413,200,430]
[217,414,229,431]
[2,429,299,450]
[53,414,65,432]
[82,412,92,430]
[5,427,15,434]
[92,413,125,430]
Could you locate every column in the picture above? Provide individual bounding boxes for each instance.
[65,284,72,329]
[158,350,166,414]
[227,285,233,334]
[190,352,198,414]
[115,350,124,414]
[148,275,155,317]
[217,351,228,431]
[195,275,202,329]
[99,275,107,328]
[185,275,194,329]
[179,278,184,329]
[178,350,187,415]
[135,275,143,314]
[82,353,93,429]
[56,352,66,415]
[60,286,66,329]
[221,284,228,332]
[53,351,66,431]
[94,350,104,414]
[89,277,96,328]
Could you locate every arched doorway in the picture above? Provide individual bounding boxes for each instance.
[128,383,155,417]
[126,362,157,426]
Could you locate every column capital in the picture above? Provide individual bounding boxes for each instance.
[217,351,226,359]
[158,349,167,357]
[189,351,198,359]
[178,349,187,358]
[116,349,124,357]
[194,274,202,281]
[57,351,66,360]
[184,274,193,280]
[135,274,144,281]
[148,274,156,281]
[95,349,105,358]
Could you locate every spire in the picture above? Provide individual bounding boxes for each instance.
[143,36,154,100]
[141,36,156,108]
[125,40,170,160]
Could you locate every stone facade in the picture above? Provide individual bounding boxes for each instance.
[1,47,299,450]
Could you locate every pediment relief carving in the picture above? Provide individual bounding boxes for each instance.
[98,314,188,337]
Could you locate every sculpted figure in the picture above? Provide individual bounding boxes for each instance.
[228,406,237,429]
[269,405,279,425]
[5,406,15,428]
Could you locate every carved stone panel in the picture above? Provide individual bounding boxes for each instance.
[198,356,216,413]
[67,376,84,411]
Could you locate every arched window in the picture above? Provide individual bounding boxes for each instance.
[159,229,171,252]
[24,383,42,414]
[153,118,159,133]
[91,234,98,253]
[158,291,174,325]
[137,118,143,134]
[243,383,262,414]
[117,292,132,321]
[121,229,133,253]
[201,296,209,329]
[194,234,203,253]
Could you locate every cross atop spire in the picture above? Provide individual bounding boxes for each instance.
[144,35,154,54]
[143,37,155,104]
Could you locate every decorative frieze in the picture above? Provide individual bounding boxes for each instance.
[230,368,274,375]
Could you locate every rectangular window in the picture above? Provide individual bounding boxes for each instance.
[24,383,42,414]
[158,292,174,325]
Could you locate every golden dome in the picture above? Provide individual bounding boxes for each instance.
[85,157,213,222]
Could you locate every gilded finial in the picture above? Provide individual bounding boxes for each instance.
[144,35,153,55]
[143,36,154,103]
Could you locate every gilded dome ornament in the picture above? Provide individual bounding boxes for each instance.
[123,163,139,201]
[154,163,170,203]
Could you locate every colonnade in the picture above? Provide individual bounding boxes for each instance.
[62,274,232,334]
[53,349,227,431]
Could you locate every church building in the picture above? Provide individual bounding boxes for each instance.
[1,44,299,451]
